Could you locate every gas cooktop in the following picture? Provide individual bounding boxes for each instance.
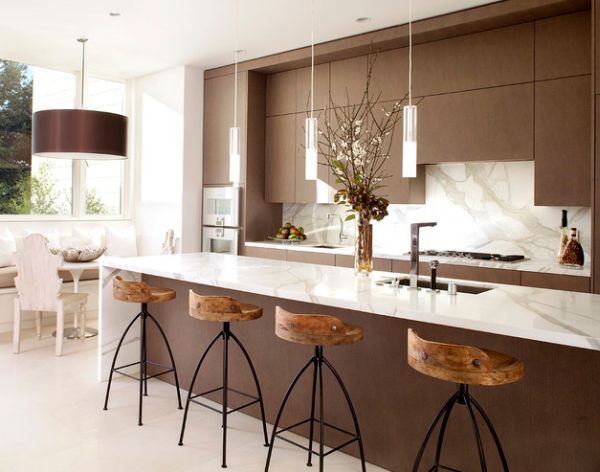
[419,250,527,263]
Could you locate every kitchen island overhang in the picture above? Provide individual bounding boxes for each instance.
[99,253,600,471]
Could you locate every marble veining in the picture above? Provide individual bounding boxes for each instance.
[283,161,591,263]
[101,253,600,353]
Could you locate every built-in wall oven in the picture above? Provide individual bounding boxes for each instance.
[202,186,241,255]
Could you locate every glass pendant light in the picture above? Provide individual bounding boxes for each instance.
[32,38,128,160]
[229,0,241,185]
[305,0,318,180]
[402,0,417,178]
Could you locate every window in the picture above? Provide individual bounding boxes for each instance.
[0,57,127,218]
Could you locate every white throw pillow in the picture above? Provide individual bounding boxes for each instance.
[23,228,61,251]
[72,226,104,248]
[105,225,138,257]
[0,228,17,267]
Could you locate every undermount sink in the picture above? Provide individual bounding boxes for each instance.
[376,277,494,295]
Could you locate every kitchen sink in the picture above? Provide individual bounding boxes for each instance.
[376,277,494,295]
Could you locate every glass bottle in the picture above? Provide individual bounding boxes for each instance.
[559,227,584,267]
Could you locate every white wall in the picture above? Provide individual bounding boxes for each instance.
[132,65,204,255]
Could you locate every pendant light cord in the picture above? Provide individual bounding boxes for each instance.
[78,38,88,109]
[233,0,239,129]
[408,0,412,107]
[310,0,315,119]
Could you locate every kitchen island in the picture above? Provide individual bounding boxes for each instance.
[100,253,600,471]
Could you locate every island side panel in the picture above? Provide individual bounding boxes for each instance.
[144,275,600,472]
[98,266,143,381]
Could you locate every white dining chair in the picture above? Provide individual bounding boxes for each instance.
[13,234,88,356]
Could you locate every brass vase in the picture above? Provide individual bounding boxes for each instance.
[355,220,373,275]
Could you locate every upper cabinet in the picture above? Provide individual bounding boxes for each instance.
[413,23,534,96]
[418,84,534,163]
[330,56,368,107]
[534,76,591,207]
[266,70,296,117]
[265,114,296,203]
[203,72,247,185]
[296,64,330,113]
[535,11,591,81]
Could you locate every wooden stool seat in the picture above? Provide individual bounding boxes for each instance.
[275,306,363,346]
[408,329,524,386]
[189,291,263,322]
[113,276,176,304]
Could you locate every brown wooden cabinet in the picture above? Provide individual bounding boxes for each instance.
[521,272,590,293]
[335,254,392,272]
[535,11,591,81]
[203,73,247,185]
[330,56,368,107]
[286,250,336,266]
[413,23,533,97]
[418,83,534,164]
[265,114,296,203]
[245,246,286,261]
[266,70,296,117]
[296,63,330,113]
[534,75,591,207]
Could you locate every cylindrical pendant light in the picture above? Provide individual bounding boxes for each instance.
[305,0,318,180]
[402,0,417,178]
[229,0,241,185]
[32,38,128,160]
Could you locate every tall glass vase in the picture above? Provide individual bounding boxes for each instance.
[355,219,373,276]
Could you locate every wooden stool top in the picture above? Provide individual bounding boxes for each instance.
[407,329,524,386]
[275,306,363,347]
[189,290,263,322]
[113,276,176,304]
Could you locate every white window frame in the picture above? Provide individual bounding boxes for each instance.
[0,65,133,222]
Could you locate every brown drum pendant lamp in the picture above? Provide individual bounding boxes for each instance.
[32,39,128,160]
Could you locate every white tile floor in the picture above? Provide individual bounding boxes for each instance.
[0,325,387,471]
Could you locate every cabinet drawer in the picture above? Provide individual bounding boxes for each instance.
[286,251,335,266]
[244,246,286,261]
[336,255,392,272]
[521,272,590,293]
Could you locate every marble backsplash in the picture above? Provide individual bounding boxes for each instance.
[282,161,591,261]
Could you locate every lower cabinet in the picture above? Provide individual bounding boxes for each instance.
[335,254,393,272]
[286,251,336,266]
[521,272,590,293]
[244,246,286,261]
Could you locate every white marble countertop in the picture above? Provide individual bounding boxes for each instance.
[245,241,591,277]
[103,253,600,351]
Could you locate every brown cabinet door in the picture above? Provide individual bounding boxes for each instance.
[286,250,336,266]
[535,11,591,81]
[296,63,330,113]
[245,246,286,261]
[330,56,368,107]
[265,114,296,203]
[203,73,247,185]
[413,23,533,96]
[370,48,408,103]
[534,76,591,207]
[266,70,297,117]
[294,112,332,203]
[418,83,534,163]
[521,272,590,293]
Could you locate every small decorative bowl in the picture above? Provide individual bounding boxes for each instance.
[52,246,106,262]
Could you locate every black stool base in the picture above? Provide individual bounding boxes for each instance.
[178,322,269,469]
[265,346,366,472]
[412,384,510,472]
[103,303,183,426]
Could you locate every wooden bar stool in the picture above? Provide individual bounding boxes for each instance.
[264,306,366,472]
[178,290,269,469]
[103,276,183,426]
[407,329,525,472]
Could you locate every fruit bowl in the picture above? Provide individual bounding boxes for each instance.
[271,222,307,243]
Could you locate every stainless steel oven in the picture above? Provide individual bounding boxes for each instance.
[202,186,241,255]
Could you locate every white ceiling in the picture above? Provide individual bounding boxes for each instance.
[0,0,497,79]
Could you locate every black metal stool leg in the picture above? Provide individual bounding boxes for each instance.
[222,322,230,468]
[229,331,270,447]
[306,348,319,467]
[433,392,460,470]
[317,347,325,472]
[412,391,462,472]
[463,387,487,472]
[147,313,183,409]
[103,312,142,411]
[469,394,511,472]
[322,355,367,472]
[142,309,148,397]
[138,311,147,426]
[264,356,316,472]
[178,331,223,446]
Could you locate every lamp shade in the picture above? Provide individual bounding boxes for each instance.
[32,109,128,160]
